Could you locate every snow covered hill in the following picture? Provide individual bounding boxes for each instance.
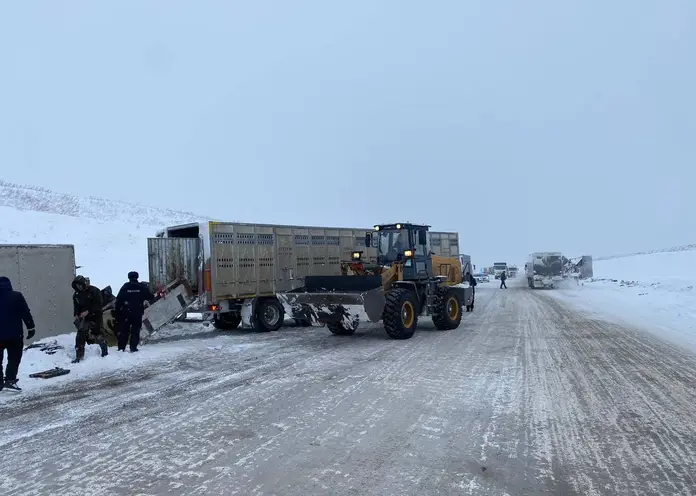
[550,250,696,354]
[595,243,696,261]
[0,180,211,288]
[0,180,210,227]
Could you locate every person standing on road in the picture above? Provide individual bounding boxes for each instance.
[466,272,477,311]
[499,270,507,289]
[72,275,108,362]
[0,276,36,391]
[115,271,155,353]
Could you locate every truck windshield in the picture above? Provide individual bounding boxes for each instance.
[378,230,409,263]
[494,264,507,270]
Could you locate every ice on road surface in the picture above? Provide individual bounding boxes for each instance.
[1,279,696,496]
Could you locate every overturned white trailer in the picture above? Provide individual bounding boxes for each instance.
[0,244,76,340]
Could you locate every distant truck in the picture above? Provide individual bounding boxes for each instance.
[508,266,518,278]
[493,262,508,279]
[525,252,564,288]
[0,244,76,340]
[148,222,462,332]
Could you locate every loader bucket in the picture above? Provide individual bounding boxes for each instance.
[278,275,385,325]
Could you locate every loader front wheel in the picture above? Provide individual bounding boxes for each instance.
[383,288,418,339]
[432,286,462,330]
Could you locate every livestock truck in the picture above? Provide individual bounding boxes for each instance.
[147,221,462,332]
[525,252,564,288]
[0,244,76,340]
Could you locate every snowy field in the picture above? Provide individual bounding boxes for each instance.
[0,181,207,289]
[548,250,696,354]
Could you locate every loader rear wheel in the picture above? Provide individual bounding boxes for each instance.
[256,298,285,332]
[383,288,418,340]
[213,312,241,331]
[432,286,462,330]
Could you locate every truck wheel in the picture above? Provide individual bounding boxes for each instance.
[431,286,462,330]
[383,288,418,339]
[327,316,359,336]
[256,298,285,332]
[213,312,241,330]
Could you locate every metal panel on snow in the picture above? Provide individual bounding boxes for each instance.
[147,237,201,291]
[0,245,75,341]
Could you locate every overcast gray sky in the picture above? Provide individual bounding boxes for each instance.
[1,1,694,265]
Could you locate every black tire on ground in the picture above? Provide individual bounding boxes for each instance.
[431,286,463,330]
[255,298,285,332]
[327,315,359,336]
[213,312,241,330]
[382,288,418,339]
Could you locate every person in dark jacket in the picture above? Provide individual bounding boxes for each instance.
[0,276,36,391]
[499,270,507,289]
[115,271,155,352]
[466,272,477,311]
[72,275,108,362]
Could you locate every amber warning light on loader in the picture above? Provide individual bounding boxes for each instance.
[352,251,363,260]
[404,250,414,258]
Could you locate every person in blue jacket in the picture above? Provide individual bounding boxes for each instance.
[0,276,36,391]
[115,271,155,352]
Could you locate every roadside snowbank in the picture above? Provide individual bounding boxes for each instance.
[0,324,225,402]
[548,249,696,354]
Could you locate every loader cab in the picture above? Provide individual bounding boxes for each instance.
[366,223,432,280]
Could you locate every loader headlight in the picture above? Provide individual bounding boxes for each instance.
[396,224,402,229]
[404,249,414,257]
[351,251,362,260]
[374,225,380,231]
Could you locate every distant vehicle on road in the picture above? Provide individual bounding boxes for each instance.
[473,273,489,283]
[493,262,508,279]
[525,252,563,288]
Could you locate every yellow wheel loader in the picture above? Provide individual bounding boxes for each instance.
[278,223,473,339]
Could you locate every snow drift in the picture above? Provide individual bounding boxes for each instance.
[549,248,696,354]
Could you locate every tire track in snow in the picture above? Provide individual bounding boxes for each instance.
[2,283,696,495]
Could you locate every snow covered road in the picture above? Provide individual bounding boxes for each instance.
[2,280,696,495]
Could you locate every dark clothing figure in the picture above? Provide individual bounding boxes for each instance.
[466,273,477,311]
[0,276,35,390]
[72,275,107,362]
[115,272,154,352]
[500,271,507,289]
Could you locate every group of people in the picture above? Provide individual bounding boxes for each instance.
[0,271,155,391]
